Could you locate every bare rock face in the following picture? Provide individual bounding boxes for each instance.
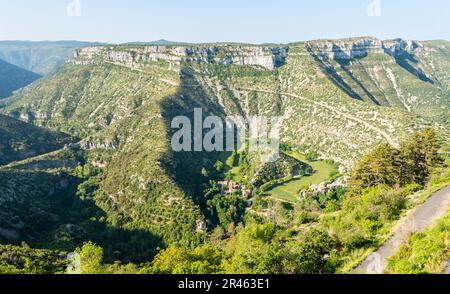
[382,39,424,55]
[307,37,424,60]
[307,37,384,59]
[73,45,289,70]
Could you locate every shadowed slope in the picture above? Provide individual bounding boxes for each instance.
[0,59,41,99]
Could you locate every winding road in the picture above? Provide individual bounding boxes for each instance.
[353,185,450,274]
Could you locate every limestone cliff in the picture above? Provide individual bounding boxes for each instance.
[74,45,289,70]
[307,37,425,60]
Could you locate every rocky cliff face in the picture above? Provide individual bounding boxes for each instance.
[74,45,289,70]
[74,38,427,68]
[307,37,425,60]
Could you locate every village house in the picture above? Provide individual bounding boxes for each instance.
[299,176,349,198]
[309,182,329,194]
[217,180,242,195]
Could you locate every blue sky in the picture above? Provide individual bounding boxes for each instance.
[0,0,449,43]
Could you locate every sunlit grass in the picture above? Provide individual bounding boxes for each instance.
[266,151,338,202]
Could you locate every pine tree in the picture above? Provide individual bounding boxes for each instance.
[399,129,441,185]
[349,144,398,192]
[349,129,442,192]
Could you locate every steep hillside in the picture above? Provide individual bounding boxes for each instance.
[0,59,40,99]
[3,38,445,165]
[0,60,207,252]
[306,37,450,124]
[0,114,73,165]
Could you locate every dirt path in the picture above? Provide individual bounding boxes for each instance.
[353,185,450,274]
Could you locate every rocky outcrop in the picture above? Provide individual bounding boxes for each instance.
[73,45,289,70]
[307,37,424,60]
[382,39,424,55]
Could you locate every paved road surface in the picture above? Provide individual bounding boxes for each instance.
[353,185,450,274]
[444,261,450,274]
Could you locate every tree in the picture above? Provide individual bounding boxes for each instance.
[238,150,250,175]
[421,128,442,170]
[207,194,247,230]
[281,229,336,274]
[210,226,226,246]
[76,241,104,274]
[144,245,224,274]
[223,223,283,274]
[226,151,238,167]
[399,128,442,185]
[214,160,225,173]
[349,144,399,193]
[332,185,410,249]
[348,129,442,193]
[399,133,427,185]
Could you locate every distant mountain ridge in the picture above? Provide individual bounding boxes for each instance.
[124,39,187,46]
[0,40,183,77]
[0,59,40,99]
[0,41,101,75]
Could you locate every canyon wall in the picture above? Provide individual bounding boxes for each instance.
[74,45,289,70]
[307,37,425,60]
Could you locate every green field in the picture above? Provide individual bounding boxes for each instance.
[266,152,339,203]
